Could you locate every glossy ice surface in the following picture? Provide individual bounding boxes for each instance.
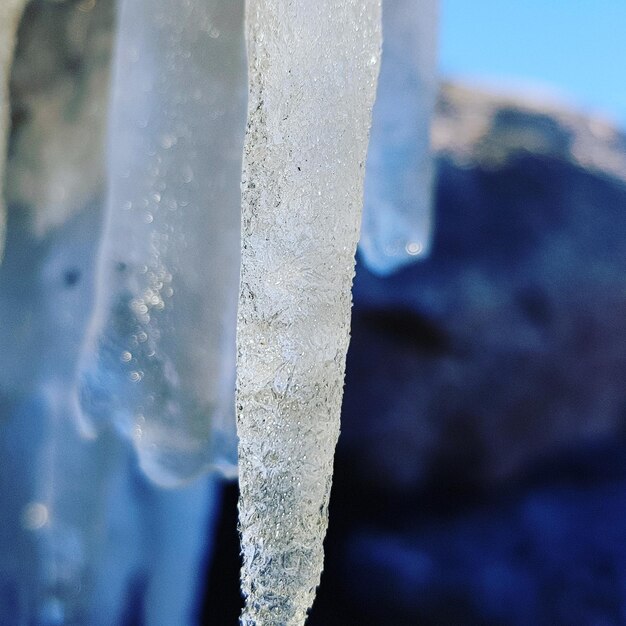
[76,0,247,486]
[360,0,438,275]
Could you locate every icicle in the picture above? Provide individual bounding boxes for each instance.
[237,2,381,623]
[359,0,439,275]
[0,0,27,263]
[0,0,118,619]
[76,0,246,486]
[26,386,121,626]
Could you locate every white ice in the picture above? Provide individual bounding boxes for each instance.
[76,0,247,487]
[359,0,439,275]
[236,1,382,623]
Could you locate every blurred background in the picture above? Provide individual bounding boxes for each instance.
[441,0,626,126]
[1,1,625,625]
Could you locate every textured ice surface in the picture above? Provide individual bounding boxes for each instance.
[359,0,439,275]
[77,0,246,486]
[237,2,381,623]
[0,0,27,262]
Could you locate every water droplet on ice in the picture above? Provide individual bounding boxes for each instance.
[22,502,49,530]
[159,134,177,149]
[405,241,422,256]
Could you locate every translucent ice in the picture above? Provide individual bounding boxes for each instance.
[0,0,27,262]
[237,2,381,623]
[359,0,439,275]
[1,169,218,625]
[1,2,221,621]
[0,202,116,626]
[77,0,246,486]
[0,0,115,609]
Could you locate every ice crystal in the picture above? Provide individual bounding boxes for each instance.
[76,0,246,486]
[360,0,439,275]
[237,1,382,623]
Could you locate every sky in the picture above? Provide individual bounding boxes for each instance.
[439,1,626,128]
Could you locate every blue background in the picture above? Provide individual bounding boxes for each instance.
[440,1,626,128]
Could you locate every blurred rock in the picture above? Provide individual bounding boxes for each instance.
[339,81,626,496]
[433,82,626,181]
[6,0,111,237]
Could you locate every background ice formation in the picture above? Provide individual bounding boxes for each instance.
[76,0,246,486]
[359,0,438,275]
[0,1,220,623]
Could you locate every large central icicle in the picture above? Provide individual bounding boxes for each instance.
[237,1,381,623]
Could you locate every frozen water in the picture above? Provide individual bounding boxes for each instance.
[76,0,247,486]
[0,201,115,625]
[0,388,218,626]
[0,2,220,621]
[0,210,217,621]
[359,0,439,275]
[237,1,382,624]
[0,0,27,263]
